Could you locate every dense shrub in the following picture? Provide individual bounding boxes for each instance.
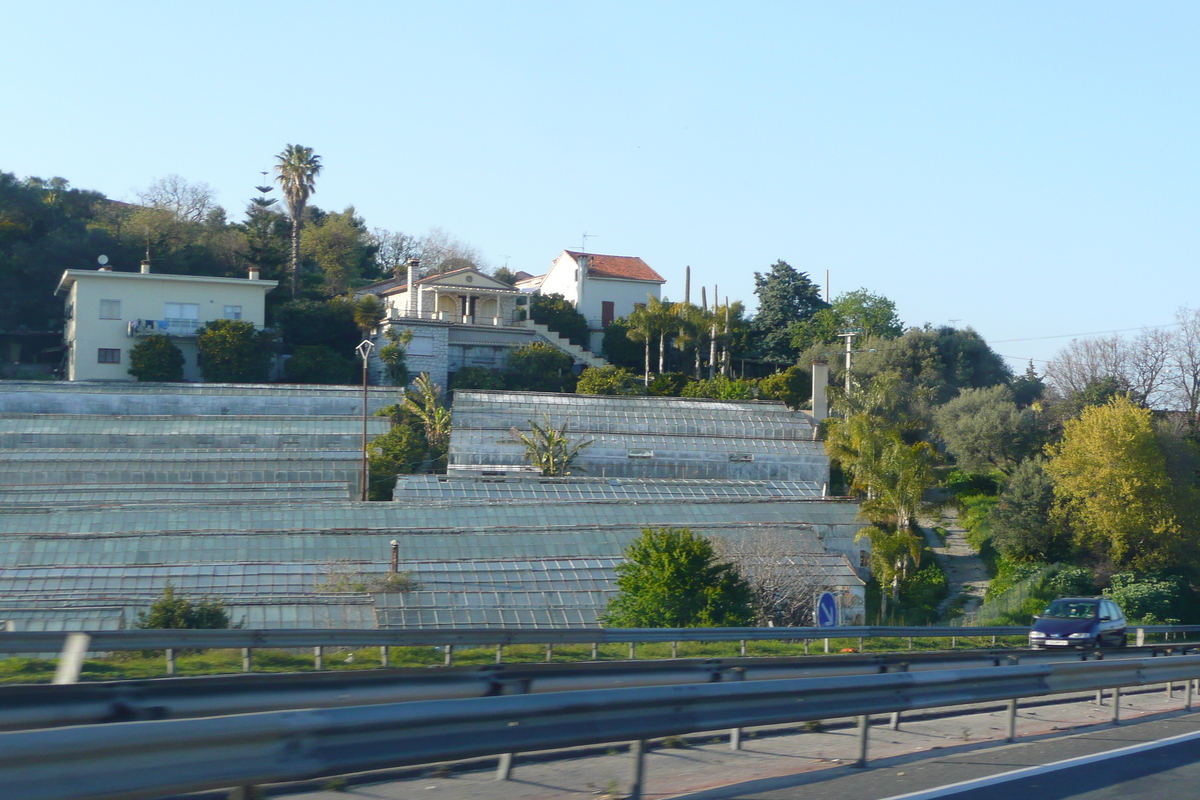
[127,335,185,382]
[450,366,506,391]
[136,583,231,629]
[504,342,575,393]
[530,293,589,348]
[680,376,754,400]
[648,372,691,397]
[1105,573,1185,624]
[196,319,272,383]
[283,345,357,384]
[576,365,641,395]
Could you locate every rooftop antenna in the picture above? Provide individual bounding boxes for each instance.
[581,232,596,253]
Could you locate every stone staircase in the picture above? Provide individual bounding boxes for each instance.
[518,319,609,370]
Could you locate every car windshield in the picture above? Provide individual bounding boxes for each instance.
[1042,600,1098,619]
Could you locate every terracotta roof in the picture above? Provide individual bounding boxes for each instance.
[564,251,664,283]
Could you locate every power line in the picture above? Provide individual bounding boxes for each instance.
[989,322,1180,344]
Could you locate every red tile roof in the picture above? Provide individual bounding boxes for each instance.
[565,251,664,283]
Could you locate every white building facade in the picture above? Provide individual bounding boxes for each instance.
[55,266,277,382]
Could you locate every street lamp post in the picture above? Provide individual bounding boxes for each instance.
[356,339,375,501]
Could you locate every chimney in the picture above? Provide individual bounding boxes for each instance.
[407,258,420,316]
[248,267,260,280]
[140,260,151,274]
[811,359,830,421]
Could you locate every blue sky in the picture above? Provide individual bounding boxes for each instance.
[3,2,1196,369]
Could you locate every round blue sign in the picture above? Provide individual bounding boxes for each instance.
[816,591,838,628]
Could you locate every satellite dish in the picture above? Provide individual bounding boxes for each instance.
[97,255,109,266]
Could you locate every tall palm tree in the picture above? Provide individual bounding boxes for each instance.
[626,305,653,386]
[644,296,677,374]
[274,144,323,298]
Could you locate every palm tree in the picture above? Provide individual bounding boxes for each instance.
[353,294,386,335]
[402,373,452,454]
[644,296,677,374]
[626,305,653,386]
[506,414,594,476]
[673,303,711,379]
[274,144,323,298]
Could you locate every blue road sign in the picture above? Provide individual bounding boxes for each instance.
[816,591,838,628]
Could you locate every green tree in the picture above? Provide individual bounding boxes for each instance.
[1104,573,1185,625]
[283,345,356,384]
[196,319,272,383]
[600,317,644,370]
[378,327,414,386]
[576,365,641,395]
[855,525,924,620]
[600,527,754,628]
[275,144,323,298]
[757,365,810,410]
[506,414,593,476]
[1046,396,1182,571]
[300,207,376,295]
[367,422,427,500]
[529,292,589,347]
[503,342,575,392]
[933,385,1036,475]
[402,373,452,468]
[625,303,654,385]
[680,376,755,400]
[136,582,231,629]
[750,260,828,363]
[274,298,360,354]
[989,457,1068,563]
[353,294,386,334]
[127,335,185,382]
[791,288,902,352]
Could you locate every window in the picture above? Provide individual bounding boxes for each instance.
[164,302,200,320]
[97,348,121,364]
[601,301,615,327]
[224,305,242,320]
[99,300,121,319]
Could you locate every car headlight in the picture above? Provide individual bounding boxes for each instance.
[1029,631,1046,638]
[1067,632,1091,639]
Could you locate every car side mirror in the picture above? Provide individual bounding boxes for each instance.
[1032,615,1040,620]
[1101,615,1111,621]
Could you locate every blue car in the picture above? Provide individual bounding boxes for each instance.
[1028,597,1127,649]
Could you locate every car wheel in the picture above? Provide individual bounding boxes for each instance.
[1117,634,1128,649]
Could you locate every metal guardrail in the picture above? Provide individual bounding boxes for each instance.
[0,625,1032,656]
[1,648,1087,732]
[4,654,1200,800]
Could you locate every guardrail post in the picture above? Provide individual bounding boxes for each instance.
[855,715,869,767]
[444,644,454,667]
[671,641,678,658]
[629,642,636,660]
[951,636,957,649]
[804,639,810,654]
[591,642,599,661]
[824,638,830,653]
[740,639,747,657]
[629,739,646,800]
[1188,679,1194,711]
[496,644,503,664]
[908,637,913,650]
[1095,689,1103,706]
[1006,698,1018,742]
[243,648,252,673]
[858,637,864,652]
[545,643,554,663]
[380,646,388,668]
[1137,628,1145,647]
[52,633,90,685]
[314,646,323,671]
[1112,687,1121,724]
[729,667,746,750]
[992,635,997,646]
[165,648,176,677]
[1166,681,1174,700]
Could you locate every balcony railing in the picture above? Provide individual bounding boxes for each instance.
[127,318,202,337]
[385,309,523,327]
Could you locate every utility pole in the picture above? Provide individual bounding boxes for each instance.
[356,339,375,501]
[836,329,862,394]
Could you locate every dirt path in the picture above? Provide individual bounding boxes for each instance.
[921,508,990,619]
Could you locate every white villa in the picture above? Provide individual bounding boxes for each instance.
[517,250,665,351]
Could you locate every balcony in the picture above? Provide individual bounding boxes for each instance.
[127,318,202,338]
